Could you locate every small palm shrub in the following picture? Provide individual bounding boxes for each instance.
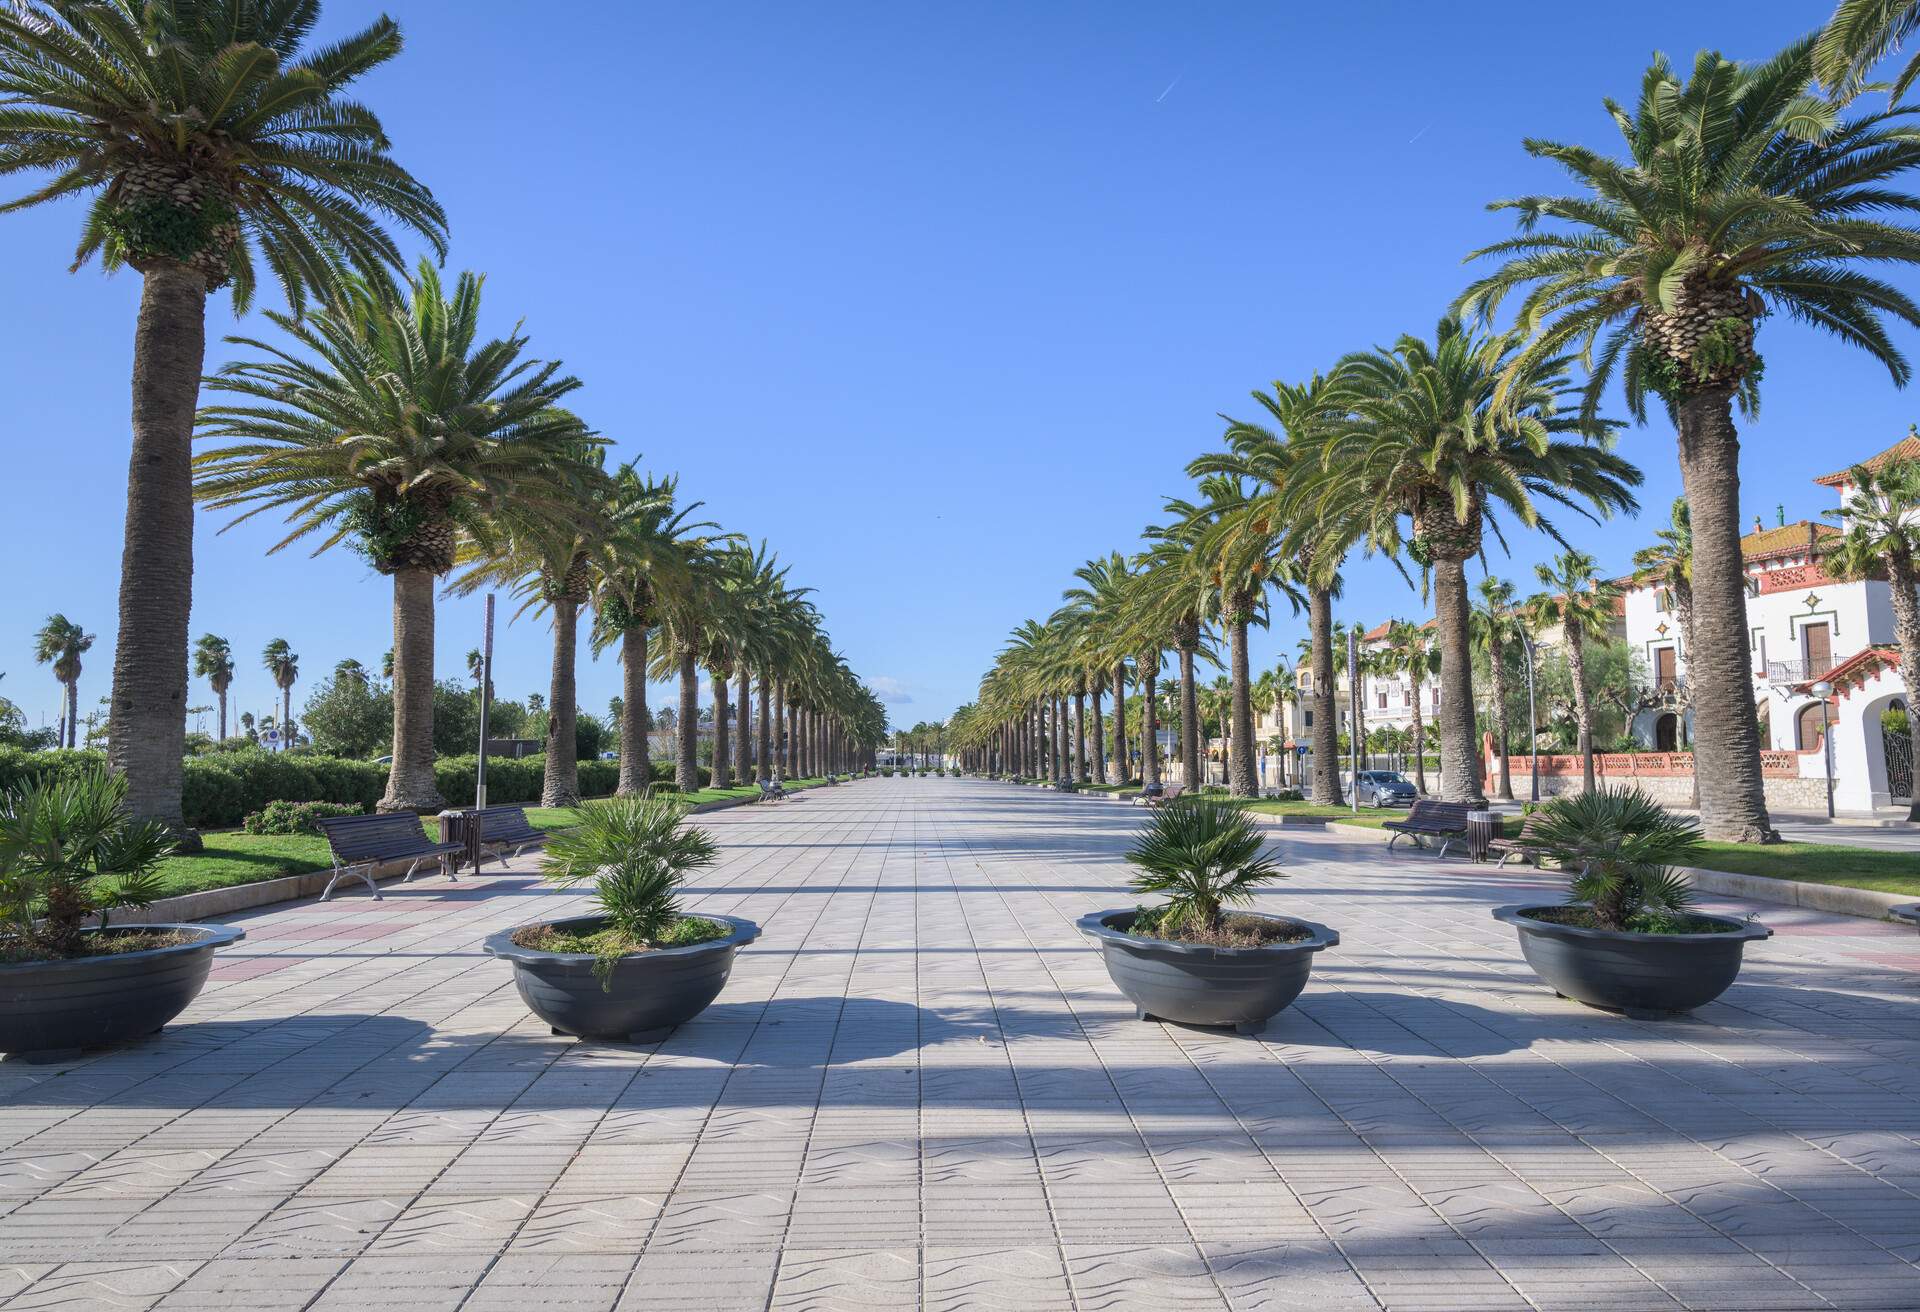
[241,800,365,836]
[1529,789,1706,933]
[1124,796,1286,942]
[521,794,727,984]
[0,767,176,960]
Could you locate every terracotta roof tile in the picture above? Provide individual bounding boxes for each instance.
[1814,434,1920,487]
[1740,520,1836,561]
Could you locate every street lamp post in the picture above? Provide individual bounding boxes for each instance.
[1520,629,1540,804]
[1811,680,1836,819]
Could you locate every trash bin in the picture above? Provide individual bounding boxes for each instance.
[1466,809,1496,863]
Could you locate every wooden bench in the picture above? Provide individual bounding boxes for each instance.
[1132,782,1187,808]
[1382,799,1471,856]
[1485,811,1550,869]
[759,778,788,803]
[315,813,465,901]
[468,804,551,874]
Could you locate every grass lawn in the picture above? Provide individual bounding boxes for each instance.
[149,777,843,902]
[1238,798,1920,897]
[1686,841,1920,898]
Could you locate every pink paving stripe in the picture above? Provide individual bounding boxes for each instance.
[209,958,298,981]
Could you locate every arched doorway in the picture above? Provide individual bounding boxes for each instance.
[1654,714,1679,752]
[1795,700,1833,751]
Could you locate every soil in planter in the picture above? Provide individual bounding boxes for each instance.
[509,916,731,957]
[1525,906,1745,936]
[1126,908,1313,948]
[0,927,198,965]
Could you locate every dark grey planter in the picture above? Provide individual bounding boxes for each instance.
[1492,904,1771,1017]
[0,924,246,1058]
[484,913,759,1042]
[1076,909,1338,1035]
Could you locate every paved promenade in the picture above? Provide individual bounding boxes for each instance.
[2,779,1918,1310]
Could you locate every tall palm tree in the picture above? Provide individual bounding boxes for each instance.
[1470,577,1519,800]
[449,444,615,807]
[1310,319,1639,805]
[0,0,446,837]
[590,467,717,795]
[191,633,234,742]
[33,614,93,750]
[261,638,298,747]
[1380,620,1438,795]
[1525,551,1622,792]
[1459,40,1920,840]
[1822,455,1920,818]
[1632,497,1696,660]
[195,264,599,811]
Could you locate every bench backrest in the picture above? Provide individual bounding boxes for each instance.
[472,804,538,839]
[317,812,442,861]
[1404,798,1471,827]
[1162,783,1186,800]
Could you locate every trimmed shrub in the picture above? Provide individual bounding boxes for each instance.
[182,750,386,827]
[242,800,367,835]
[434,754,624,806]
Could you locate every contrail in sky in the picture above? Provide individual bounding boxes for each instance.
[1408,120,1433,144]
[1156,73,1182,103]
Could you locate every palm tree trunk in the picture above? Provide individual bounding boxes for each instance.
[710,671,731,790]
[1228,612,1257,798]
[1308,587,1340,805]
[1111,662,1127,784]
[1675,389,1774,841]
[108,262,207,842]
[1090,684,1106,785]
[676,645,699,792]
[1488,633,1514,801]
[617,627,650,795]
[736,664,752,783]
[1885,546,1920,821]
[1567,631,1595,793]
[1433,559,1484,804]
[1073,686,1088,783]
[1178,646,1200,789]
[757,673,772,782]
[65,680,78,750]
[1140,662,1160,789]
[381,567,444,812]
[541,598,581,806]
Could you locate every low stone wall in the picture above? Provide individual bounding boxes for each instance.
[1502,769,1829,812]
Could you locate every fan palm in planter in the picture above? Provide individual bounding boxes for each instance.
[483,794,758,1042]
[1077,796,1337,1035]
[0,767,244,1056]
[1492,789,1770,1016]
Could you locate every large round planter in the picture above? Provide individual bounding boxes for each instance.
[0,924,246,1058]
[1076,909,1338,1035]
[484,913,759,1042]
[1492,904,1770,1016]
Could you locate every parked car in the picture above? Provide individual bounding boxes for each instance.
[1353,770,1416,807]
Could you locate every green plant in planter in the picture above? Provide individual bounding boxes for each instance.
[1124,796,1285,938]
[0,767,175,959]
[533,794,726,984]
[1529,788,1704,932]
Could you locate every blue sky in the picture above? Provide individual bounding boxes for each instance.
[2,0,1911,735]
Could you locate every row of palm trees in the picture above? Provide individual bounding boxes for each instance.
[0,1,885,835]
[189,263,888,811]
[951,11,1920,842]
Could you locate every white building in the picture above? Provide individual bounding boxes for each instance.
[1617,438,1913,812]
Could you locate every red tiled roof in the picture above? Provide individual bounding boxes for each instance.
[1814,435,1920,488]
[1740,520,1836,562]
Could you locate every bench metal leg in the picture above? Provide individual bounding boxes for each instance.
[320,861,380,902]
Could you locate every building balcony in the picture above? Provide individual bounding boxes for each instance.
[1763,659,1830,684]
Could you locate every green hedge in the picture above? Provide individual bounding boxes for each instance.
[0,747,645,830]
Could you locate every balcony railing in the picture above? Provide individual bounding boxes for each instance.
[1765,658,1805,682]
